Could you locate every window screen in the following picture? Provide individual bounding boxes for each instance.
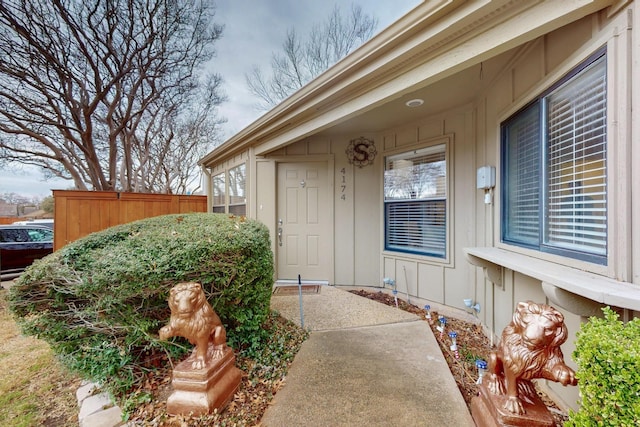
[503,104,541,246]
[228,164,246,216]
[212,172,225,213]
[501,51,607,264]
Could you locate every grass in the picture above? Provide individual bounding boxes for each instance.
[0,285,81,427]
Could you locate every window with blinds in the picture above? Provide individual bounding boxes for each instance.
[384,144,447,257]
[501,51,607,264]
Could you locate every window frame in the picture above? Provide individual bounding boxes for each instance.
[383,140,450,260]
[227,163,246,216]
[212,172,226,213]
[500,49,607,265]
[211,163,247,215]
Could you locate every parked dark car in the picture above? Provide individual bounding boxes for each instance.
[12,219,54,229]
[0,224,54,279]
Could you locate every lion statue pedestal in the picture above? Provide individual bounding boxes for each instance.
[472,382,555,427]
[159,282,242,416]
[471,301,577,427]
[166,345,242,416]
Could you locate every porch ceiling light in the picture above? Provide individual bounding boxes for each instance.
[405,98,424,107]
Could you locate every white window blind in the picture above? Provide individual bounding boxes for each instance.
[545,57,607,255]
[501,51,607,264]
[504,104,541,245]
[384,144,447,257]
[386,201,446,256]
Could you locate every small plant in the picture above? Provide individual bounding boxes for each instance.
[237,311,310,384]
[565,307,640,426]
[459,345,484,365]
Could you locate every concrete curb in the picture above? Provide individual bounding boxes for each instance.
[76,382,124,427]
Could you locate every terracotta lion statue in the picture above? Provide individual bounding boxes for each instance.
[159,282,228,370]
[487,301,577,415]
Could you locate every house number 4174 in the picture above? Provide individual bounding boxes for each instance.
[340,168,346,201]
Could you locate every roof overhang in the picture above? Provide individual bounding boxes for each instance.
[200,0,615,167]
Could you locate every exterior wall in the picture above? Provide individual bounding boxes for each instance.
[378,110,477,311]
[257,108,477,304]
[331,134,381,286]
[254,159,276,259]
[0,217,29,224]
[474,7,636,409]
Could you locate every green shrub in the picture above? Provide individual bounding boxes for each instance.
[565,307,640,427]
[9,213,273,398]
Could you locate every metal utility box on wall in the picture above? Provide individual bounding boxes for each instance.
[476,166,496,190]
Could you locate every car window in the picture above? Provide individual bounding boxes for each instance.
[27,228,53,242]
[0,229,30,243]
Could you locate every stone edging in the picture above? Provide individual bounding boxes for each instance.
[76,382,124,427]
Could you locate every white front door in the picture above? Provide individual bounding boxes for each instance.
[276,162,330,282]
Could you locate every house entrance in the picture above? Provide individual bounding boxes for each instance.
[276,162,330,282]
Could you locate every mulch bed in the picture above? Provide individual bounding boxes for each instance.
[348,289,570,426]
[127,313,308,426]
[125,289,570,426]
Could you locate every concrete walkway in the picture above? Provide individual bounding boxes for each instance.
[264,285,474,427]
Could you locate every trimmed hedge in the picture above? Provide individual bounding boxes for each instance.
[8,213,273,397]
[566,307,640,426]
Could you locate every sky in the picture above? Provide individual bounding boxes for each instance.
[0,0,421,199]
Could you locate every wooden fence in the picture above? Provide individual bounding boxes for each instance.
[53,190,207,250]
[0,217,27,225]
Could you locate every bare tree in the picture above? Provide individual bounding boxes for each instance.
[0,0,226,193]
[0,192,31,206]
[246,3,377,110]
[123,74,226,193]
